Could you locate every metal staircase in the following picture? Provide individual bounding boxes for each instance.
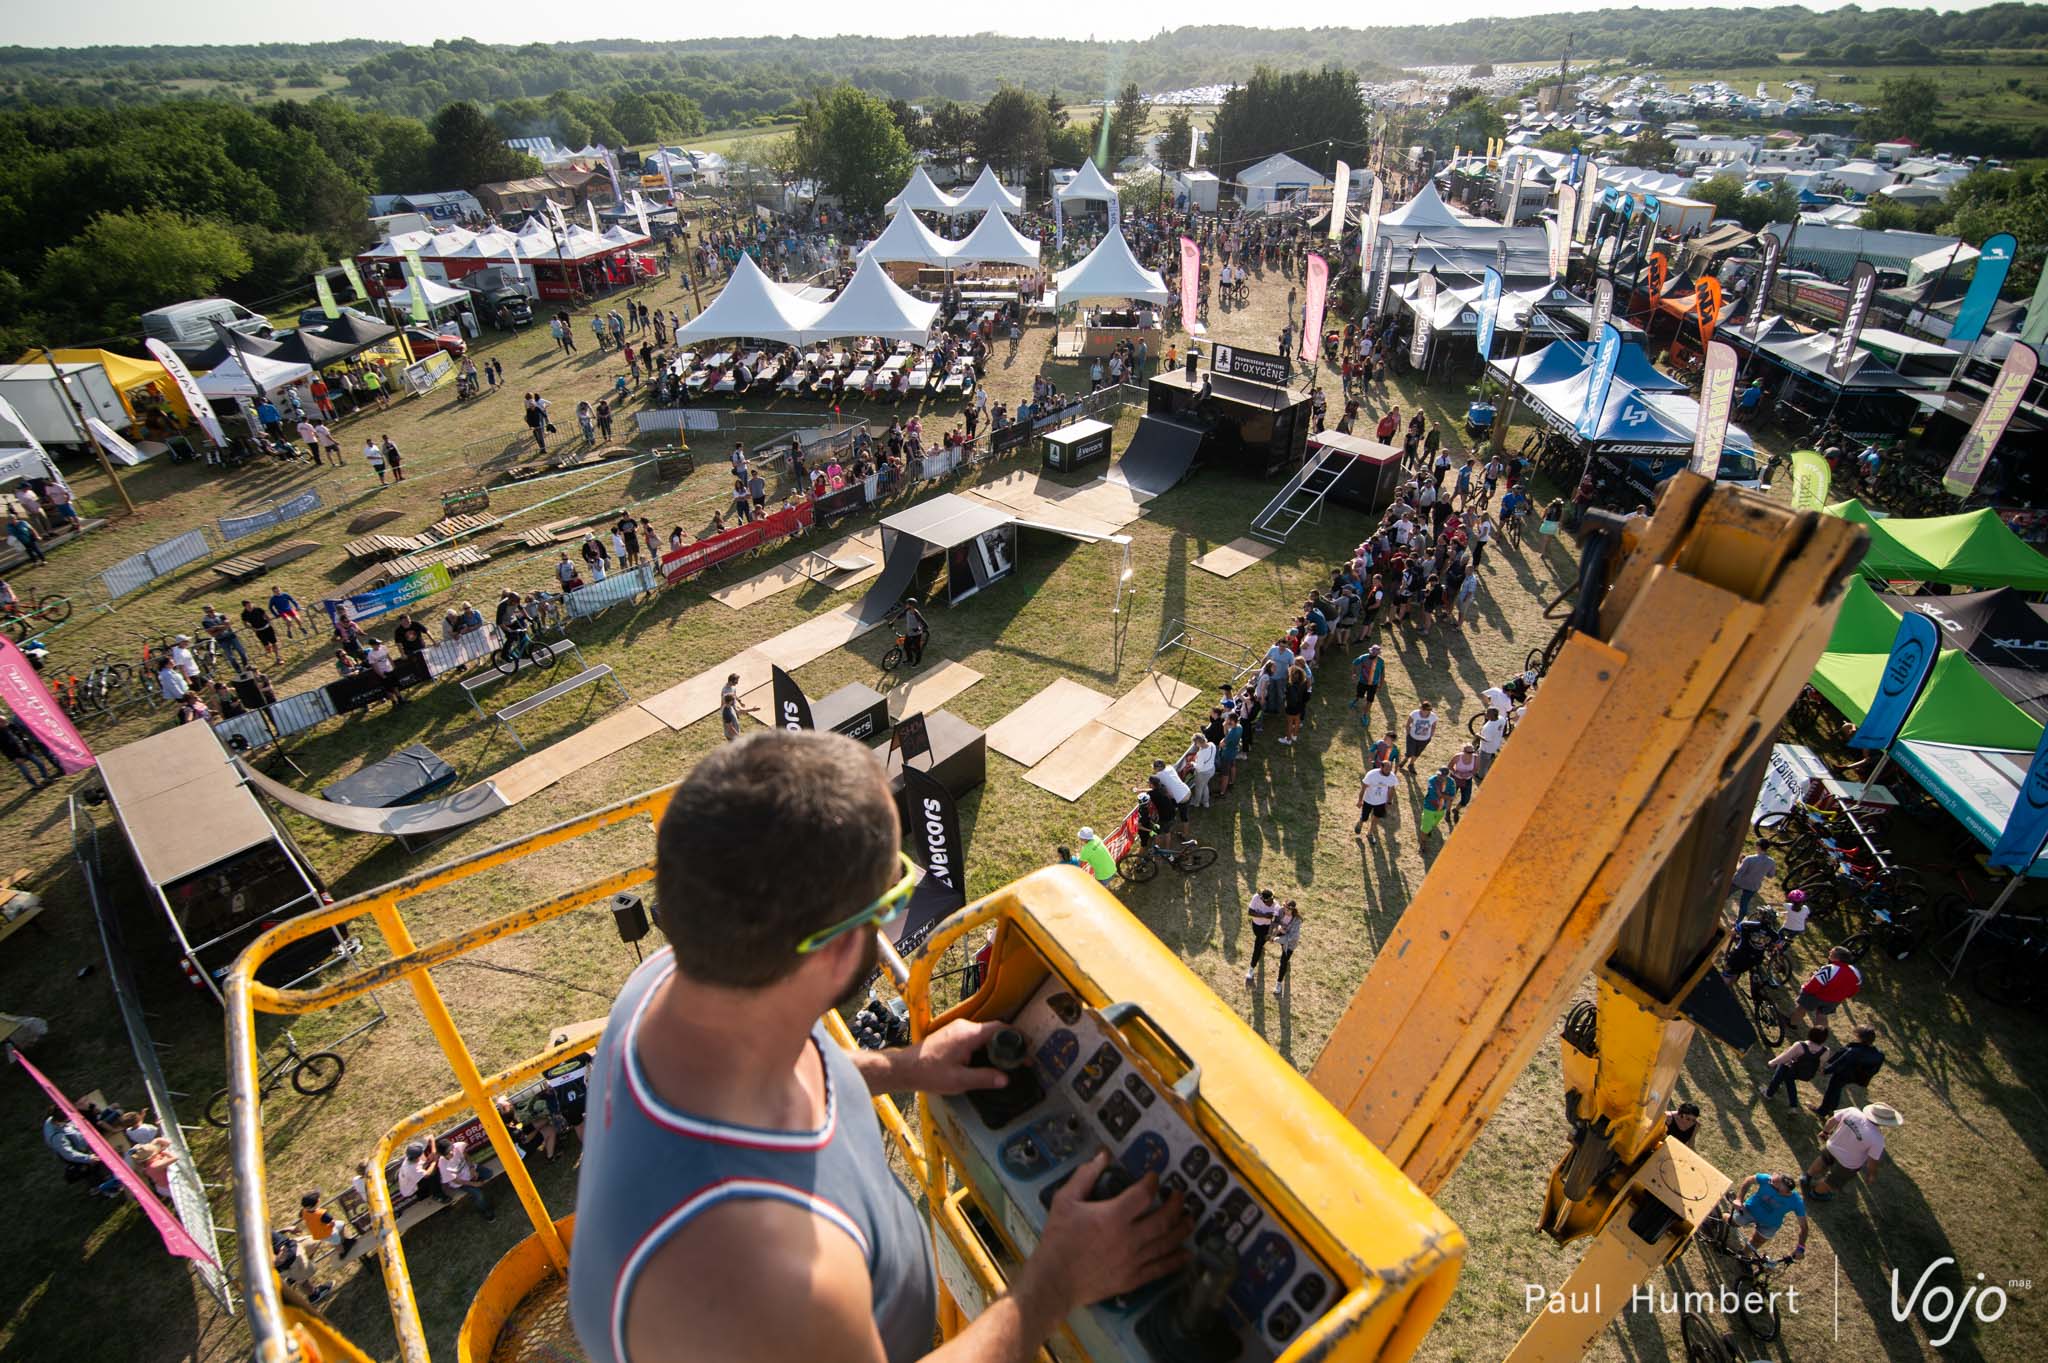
[1249,445,1357,544]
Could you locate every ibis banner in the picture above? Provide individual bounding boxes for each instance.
[1181,236,1202,337]
[1848,611,1941,752]
[1476,266,1504,367]
[1827,261,1878,384]
[1577,322,1622,441]
[1328,161,1349,242]
[1944,341,2038,496]
[1951,232,2017,346]
[1788,449,1832,510]
[143,340,225,450]
[1989,722,2048,873]
[769,665,814,731]
[1689,341,1739,480]
[1301,253,1329,365]
[1409,271,1437,369]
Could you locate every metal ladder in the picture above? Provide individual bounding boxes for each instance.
[1249,446,1356,544]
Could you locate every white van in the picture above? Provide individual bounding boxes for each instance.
[139,298,274,356]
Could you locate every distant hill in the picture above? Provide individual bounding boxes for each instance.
[4,7,2046,124]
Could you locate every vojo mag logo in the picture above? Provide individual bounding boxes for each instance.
[1879,635,1929,698]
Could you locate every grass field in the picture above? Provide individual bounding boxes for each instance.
[1649,58,2048,132]
[2,217,2042,1363]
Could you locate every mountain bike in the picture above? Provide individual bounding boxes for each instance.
[1117,833,1218,883]
[1696,1191,1802,1341]
[2,590,71,640]
[206,1032,346,1127]
[493,626,560,677]
[1680,1310,1738,1363]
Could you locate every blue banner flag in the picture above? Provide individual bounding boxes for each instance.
[1577,322,1622,441]
[1476,266,1504,366]
[1951,231,2016,346]
[1990,724,2048,872]
[1848,611,1940,752]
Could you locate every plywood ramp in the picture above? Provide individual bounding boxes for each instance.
[758,604,883,670]
[1023,722,1140,803]
[1194,537,1277,579]
[1097,672,1205,742]
[887,659,983,722]
[641,648,776,730]
[710,530,883,609]
[490,705,667,803]
[986,678,1116,767]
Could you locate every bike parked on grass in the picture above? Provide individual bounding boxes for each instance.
[2,590,72,640]
[205,1032,345,1127]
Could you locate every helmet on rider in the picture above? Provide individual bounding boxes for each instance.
[1787,889,1806,903]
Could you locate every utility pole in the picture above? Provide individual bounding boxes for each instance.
[40,345,134,515]
[1556,32,1574,114]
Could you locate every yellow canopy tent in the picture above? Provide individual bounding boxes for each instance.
[13,348,193,431]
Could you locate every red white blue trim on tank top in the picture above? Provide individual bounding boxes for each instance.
[612,1177,870,1363]
[619,954,839,1150]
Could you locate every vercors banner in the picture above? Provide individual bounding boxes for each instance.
[770,664,814,732]
[1301,253,1329,365]
[0,637,94,773]
[893,765,968,957]
[1849,611,1940,752]
[1944,342,2038,497]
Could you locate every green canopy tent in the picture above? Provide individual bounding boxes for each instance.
[1824,501,2048,590]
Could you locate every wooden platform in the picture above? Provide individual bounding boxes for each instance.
[1023,721,1140,802]
[1193,537,1277,579]
[886,660,984,723]
[382,545,491,578]
[425,512,501,542]
[343,532,430,562]
[710,531,883,610]
[488,704,667,804]
[1097,671,1204,742]
[986,678,1115,767]
[346,509,405,534]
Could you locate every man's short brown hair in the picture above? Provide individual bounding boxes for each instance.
[654,732,898,988]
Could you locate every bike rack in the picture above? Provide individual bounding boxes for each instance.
[1152,618,1263,696]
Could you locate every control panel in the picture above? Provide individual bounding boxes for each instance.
[931,976,1337,1362]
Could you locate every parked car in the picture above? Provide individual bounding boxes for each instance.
[400,327,467,360]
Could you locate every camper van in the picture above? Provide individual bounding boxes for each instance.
[139,298,274,359]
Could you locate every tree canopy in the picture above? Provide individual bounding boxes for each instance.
[1209,66,1367,181]
[792,86,914,216]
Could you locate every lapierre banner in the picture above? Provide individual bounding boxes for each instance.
[1990,723,2048,873]
[660,501,814,580]
[0,637,94,772]
[323,563,453,625]
[1577,322,1623,441]
[1944,341,2038,496]
[144,340,227,450]
[1180,236,1202,337]
[1828,261,1878,384]
[1689,341,1739,480]
[770,665,814,731]
[1213,344,1290,385]
[1301,254,1329,365]
[1475,267,1504,367]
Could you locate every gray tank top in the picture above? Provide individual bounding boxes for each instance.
[568,951,935,1363]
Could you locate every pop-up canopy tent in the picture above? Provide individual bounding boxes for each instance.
[182,330,284,375]
[1376,183,1553,282]
[673,252,827,345]
[305,310,399,354]
[1052,228,1168,304]
[946,208,1042,267]
[196,353,314,398]
[1879,588,2048,722]
[1826,500,2048,591]
[862,206,961,266]
[809,255,940,344]
[1489,337,1691,395]
[885,166,962,215]
[267,327,359,370]
[23,348,194,428]
[1055,159,1119,206]
[950,165,1024,217]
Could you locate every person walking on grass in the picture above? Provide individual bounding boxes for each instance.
[1788,947,1862,1030]
[1401,701,1439,773]
[382,437,404,482]
[1420,766,1457,842]
[1268,901,1303,998]
[1350,644,1384,717]
[363,438,387,486]
[1243,890,1280,988]
[1356,758,1398,842]
[240,599,282,665]
[1802,1102,1902,1202]
[1815,1024,1885,1117]
[1280,663,1310,746]
[1764,1026,1831,1111]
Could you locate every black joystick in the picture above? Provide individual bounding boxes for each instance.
[965,1026,1045,1130]
[1136,1232,1243,1363]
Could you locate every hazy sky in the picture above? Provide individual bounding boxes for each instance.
[0,0,2005,50]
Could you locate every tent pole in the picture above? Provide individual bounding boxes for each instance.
[1944,872,2026,978]
[41,344,133,515]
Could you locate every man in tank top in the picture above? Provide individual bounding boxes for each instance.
[570,731,1191,1363]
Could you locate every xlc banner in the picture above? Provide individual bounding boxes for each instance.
[1849,612,1941,752]
[1578,322,1623,441]
[1990,723,2048,872]
[1690,341,1740,480]
[769,665,814,731]
[141,341,224,450]
[1410,272,1438,369]
[314,274,341,319]
[1302,253,1329,365]
[894,764,967,957]
[1329,162,1349,242]
[1748,231,1781,336]
[0,637,94,772]
[1829,261,1878,383]
[1951,232,2017,347]
[1788,449,1832,510]
[1944,341,2038,496]
[1589,278,1615,337]
[339,257,367,300]
[1374,239,1395,318]
[1476,266,1504,367]
[1180,236,1202,337]
[1551,187,1575,279]
[1360,178,1382,271]
[1697,275,1724,348]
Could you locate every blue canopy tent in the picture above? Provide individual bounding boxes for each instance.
[1489,338,1690,395]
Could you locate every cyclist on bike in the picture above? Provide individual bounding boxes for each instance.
[495,589,530,652]
[1137,759,1192,850]
[900,598,930,668]
[1725,1173,1809,1259]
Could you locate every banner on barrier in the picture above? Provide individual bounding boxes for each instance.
[323,563,453,625]
[219,488,323,542]
[660,503,813,581]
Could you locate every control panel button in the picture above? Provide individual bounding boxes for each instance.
[1268,1303,1302,1341]
[1118,1131,1170,1180]
[1123,1072,1155,1108]
[1291,1273,1328,1313]
[1072,1042,1122,1101]
[1098,1090,1141,1141]
[1178,1145,1211,1178]
[1034,1029,1079,1083]
[1196,1164,1228,1201]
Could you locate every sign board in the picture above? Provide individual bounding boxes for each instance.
[1754,743,1830,823]
[891,711,932,766]
[1041,418,1113,472]
[1211,344,1289,385]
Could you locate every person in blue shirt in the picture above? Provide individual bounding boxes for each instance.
[1737,378,1763,414]
[1731,1172,1809,1257]
[266,585,305,640]
[1350,645,1385,714]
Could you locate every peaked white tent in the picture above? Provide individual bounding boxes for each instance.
[196,353,315,398]
[674,253,828,345]
[885,166,961,215]
[951,165,1024,216]
[600,224,651,249]
[809,255,940,344]
[947,209,1042,267]
[1055,158,1120,205]
[1379,183,1470,230]
[1052,228,1168,304]
[861,206,961,265]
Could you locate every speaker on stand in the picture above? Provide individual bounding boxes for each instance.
[612,891,650,964]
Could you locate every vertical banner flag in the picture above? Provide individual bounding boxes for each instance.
[549,197,570,238]
[769,665,814,731]
[1944,341,2039,496]
[1501,157,1523,226]
[894,764,968,956]
[1689,341,1740,480]
[408,274,430,324]
[402,248,426,287]
[86,417,146,467]
[143,340,225,450]
[1552,186,1576,278]
[1373,239,1395,319]
[1577,322,1623,440]
[1697,275,1723,348]
[0,396,57,479]
[1570,150,1585,187]
[1053,190,1064,250]
[1647,250,1669,302]
[1577,163,1600,242]
[587,198,601,234]
[314,274,340,319]
[634,193,651,240]
[2021,262,2048,348]
[1989,723,2048,872]
[1302,253,1329,365]
[1476,266,1504,367]
[660,151,676,201]
[1590,277,1615,337]
[1410,272,1438,369]
[602,146,624,205]
[1747,230,1781,336]
[1329,162,1349,242]
[1951,231,2017,346]
[1360,178,1382,271]
[339,257,367,300]
[1180,236,1203,337]
[1494,238,1509,283]
[1788,449,1832,509]
[1828,261,1879,384]
[0,637,94,772]
[1189,121,1200,170]
[12,1049,211,1264]
[1848,612,1942,752]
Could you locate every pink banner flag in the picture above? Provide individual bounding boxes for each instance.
[12,1048,216,1266]
[1180,236,1202,337]
[0,637,93,772]
[1302,253,1329,365]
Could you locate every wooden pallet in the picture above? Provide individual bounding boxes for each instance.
[212,538,322,582]
[424,512,501,542]
[343,533,430,562]
[212,554,268,582]
[383,545,491,578]
[346,508,405,535]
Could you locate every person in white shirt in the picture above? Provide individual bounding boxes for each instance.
[1779,890,1813,936]
[1242,890,1280,988]
[1138,758,1192,847]
[1476,713,1508,780]
[438,1138,495,1220]
[1183,733,1216,809]
[1356,759,1399,841]
[1401,702,1440,772]
[1804,1103,1902,1200]
[1480,684,1513,717]
[168,636,202,679]
[156,658,188,702]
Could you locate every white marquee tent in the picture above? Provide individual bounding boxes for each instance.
[862,206,961,265]
[1052,228,1168,304]
[885,166,961,215]
[674,253,827,345]
[946,209,1041,267]
[196,353,314,398]
[809,255,940,344]
[1055,158,1120,205]
[951,165,1024,216]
